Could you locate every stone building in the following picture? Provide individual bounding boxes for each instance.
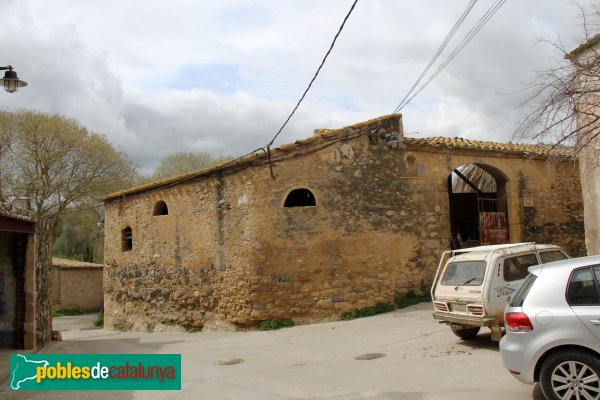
[102,114,585,332]
[568,34,600,255]
[50,258,104,312]
[0,202,51,349]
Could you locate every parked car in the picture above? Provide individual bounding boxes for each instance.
[500,255,600,400]
[431,242,569,341]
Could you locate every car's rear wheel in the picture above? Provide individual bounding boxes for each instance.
[540,350,600,400]
[450,325,480,340]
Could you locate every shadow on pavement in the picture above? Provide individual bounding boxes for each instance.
[454,331,500,352]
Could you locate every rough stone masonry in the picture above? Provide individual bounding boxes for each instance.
[102,114,585,332]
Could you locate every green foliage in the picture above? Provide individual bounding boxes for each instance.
[0,109,138,228]
[152,151,235,180]
[394,291,431,309]
[52,310,87,317]
[257,319,295,331]
[185,326,199,333]
[340,301,395,321]
[94,313,104,327]
[53,209,104,263]
[340,294,430,321]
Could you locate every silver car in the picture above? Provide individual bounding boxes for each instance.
[500,255,600,400]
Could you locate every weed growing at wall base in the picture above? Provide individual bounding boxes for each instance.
[341,293,431,321]
[257,319,294,331]
[394,291,431,309]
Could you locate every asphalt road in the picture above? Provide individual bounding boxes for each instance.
[2,303,543,399]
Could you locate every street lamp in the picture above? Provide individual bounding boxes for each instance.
[0,66,27,93]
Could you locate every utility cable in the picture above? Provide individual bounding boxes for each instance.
[267,0,359,148]
[392,0,478,114]
[394,0,508,114]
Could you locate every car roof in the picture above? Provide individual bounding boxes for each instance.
[529,255,600,276]
[448,242,562,262]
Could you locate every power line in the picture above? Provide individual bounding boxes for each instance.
[394,0,508,114]
[267,0,359,148]
[392,0,478,114]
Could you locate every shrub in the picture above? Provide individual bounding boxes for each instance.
[340,301,395,321]
[94,313,104,327]
[257,319,295,331]
[394,291,431,309]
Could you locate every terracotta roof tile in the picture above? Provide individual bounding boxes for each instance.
[102,115,572,201]
[405,136,572,158]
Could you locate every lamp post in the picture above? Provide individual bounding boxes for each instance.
[0,66,27,93]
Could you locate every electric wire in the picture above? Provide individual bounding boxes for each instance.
[394,0,508,114]
[267,0,358,148]
[392,0,478,114]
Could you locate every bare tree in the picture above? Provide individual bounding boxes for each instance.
[0,109,138,229]
[515,5,600,157]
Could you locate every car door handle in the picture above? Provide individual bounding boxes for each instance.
[590,320,600,325]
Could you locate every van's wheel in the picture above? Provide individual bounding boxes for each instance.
[450,325,480,340]
[540,350,600,400]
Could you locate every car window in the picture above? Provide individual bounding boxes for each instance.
[509,274,537,307]
[503,254,539,282]
[441,261,486,286]
[539,250,568,264]
[567,267,600,306]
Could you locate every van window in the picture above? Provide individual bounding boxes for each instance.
[441,261,486,286]
[503,254,538,282]
[539,250,568,264]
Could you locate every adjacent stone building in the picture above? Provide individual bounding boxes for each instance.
[0,202,51,349]
[102,114,585,332]
[50,258,104,312]
[568,34,600,255]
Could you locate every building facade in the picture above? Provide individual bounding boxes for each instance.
[569,34,600,255]
[0,202,51,349]
[102,115,585,332]
[50,258,104,312]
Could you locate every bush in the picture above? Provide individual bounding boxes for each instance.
[94,313,104,327]
[394,291,431,309]
[52,310,86,318]
[340,301,395,321]
[257,319,295,331]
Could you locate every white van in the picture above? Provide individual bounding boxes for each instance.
[431,242,568,341]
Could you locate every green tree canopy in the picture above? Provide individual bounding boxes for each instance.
[152,151,233,180]
[0,109,138,228]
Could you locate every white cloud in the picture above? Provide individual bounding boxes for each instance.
[0,0,596,175]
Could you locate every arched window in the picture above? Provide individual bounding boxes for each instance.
[121,226,133,251]
[284,188,316,207]
[153,200,169,216]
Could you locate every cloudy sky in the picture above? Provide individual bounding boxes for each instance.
[1,1,596,174]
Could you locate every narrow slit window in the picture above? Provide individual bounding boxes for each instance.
[122,226,133,251]
[284,188,316,207]
[153,200,169,216]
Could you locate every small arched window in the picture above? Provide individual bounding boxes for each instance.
[284,188,316,207]
[153,200,169,216]
[121,226,133,251]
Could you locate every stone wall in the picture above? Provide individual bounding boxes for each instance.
[0,202,45,350]
[573,40,600,255]
[0,233,18,347]
[103,115,585,331]
[50,259,103,312]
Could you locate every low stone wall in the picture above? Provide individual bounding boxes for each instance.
[51,258,103,312]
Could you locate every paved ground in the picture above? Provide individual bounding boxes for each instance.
[0,303,543,399]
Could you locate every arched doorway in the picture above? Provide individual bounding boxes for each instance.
[447,164,509,249]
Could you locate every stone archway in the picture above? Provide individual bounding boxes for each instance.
[447,164,509,249]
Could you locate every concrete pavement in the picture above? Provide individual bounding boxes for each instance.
[0,303,541,399]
